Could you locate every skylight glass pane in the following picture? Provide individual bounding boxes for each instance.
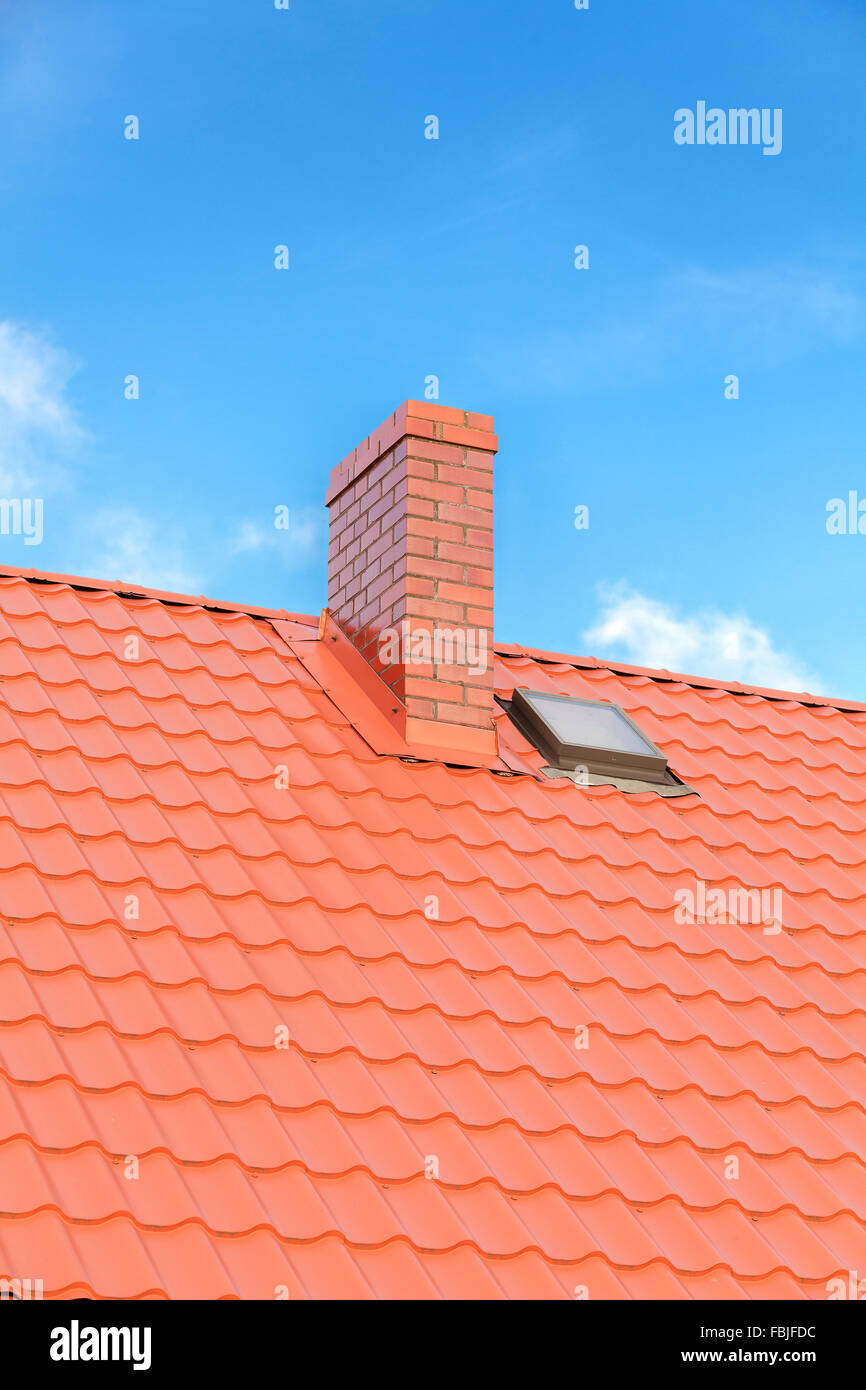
[522,693,657,756]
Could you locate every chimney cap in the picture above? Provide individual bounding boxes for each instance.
[326,400,497,506]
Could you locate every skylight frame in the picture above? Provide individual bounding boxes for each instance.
[509,688,670,784]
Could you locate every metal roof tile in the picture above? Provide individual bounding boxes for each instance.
[0,571,864,1298]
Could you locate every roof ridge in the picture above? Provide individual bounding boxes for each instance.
[498,644,866,712]
[0,561,309,625]
[0,562,862,712]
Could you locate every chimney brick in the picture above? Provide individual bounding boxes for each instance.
[326,401,497,757]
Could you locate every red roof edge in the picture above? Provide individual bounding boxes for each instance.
[0,561,315,626]
[495,642,866,713]
[0,563,861,714]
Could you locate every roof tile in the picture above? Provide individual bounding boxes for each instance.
[0,574,864,1298]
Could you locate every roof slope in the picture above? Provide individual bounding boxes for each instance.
[1,568,865,1300]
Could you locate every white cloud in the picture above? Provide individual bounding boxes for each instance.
[477,260,865,395]
[85,507,203,595]
[230,506,323,567]
[231,520,271,554]
[0,323,321,597]
[0,320,84,491]
[584,583,821,693]
[675,263,863,351]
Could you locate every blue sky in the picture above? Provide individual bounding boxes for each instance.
[2,0,865,698]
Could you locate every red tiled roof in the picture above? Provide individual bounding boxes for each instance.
[1,565,865,1300]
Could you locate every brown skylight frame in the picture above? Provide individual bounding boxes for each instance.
[508,688,670,784]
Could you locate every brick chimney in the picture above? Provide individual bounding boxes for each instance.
[325,400,497,759]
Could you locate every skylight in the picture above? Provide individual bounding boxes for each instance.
[509,688,669,783]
